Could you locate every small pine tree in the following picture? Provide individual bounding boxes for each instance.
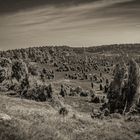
[91,82,94,89]
[106,79,109,84]
[47,84,53,98]
[100,84,103,90]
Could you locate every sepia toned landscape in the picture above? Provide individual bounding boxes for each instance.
[0,0,140,140]
[0,44,140,140]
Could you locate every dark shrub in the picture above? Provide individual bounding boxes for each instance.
[59,107,68,117]
[91,96,100,103]
[80,91,88,97]
[100,84,103,90]
[21,84,53,102]
[0,68,6,83]
[12,60,28,82]
[59,85,67,97]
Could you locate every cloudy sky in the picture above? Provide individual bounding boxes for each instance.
[0,0,140,50]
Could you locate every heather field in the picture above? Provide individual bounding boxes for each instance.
[0,45,140,140]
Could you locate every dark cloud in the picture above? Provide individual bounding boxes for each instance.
[0,0,140,50]
[113,0,140,7]
[0,0,97,15]
[79,0,140,22]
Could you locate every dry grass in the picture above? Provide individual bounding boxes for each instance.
[0,94,140,140]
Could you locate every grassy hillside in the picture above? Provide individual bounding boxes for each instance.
[0,44,140,140]
[0,94,140,140]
